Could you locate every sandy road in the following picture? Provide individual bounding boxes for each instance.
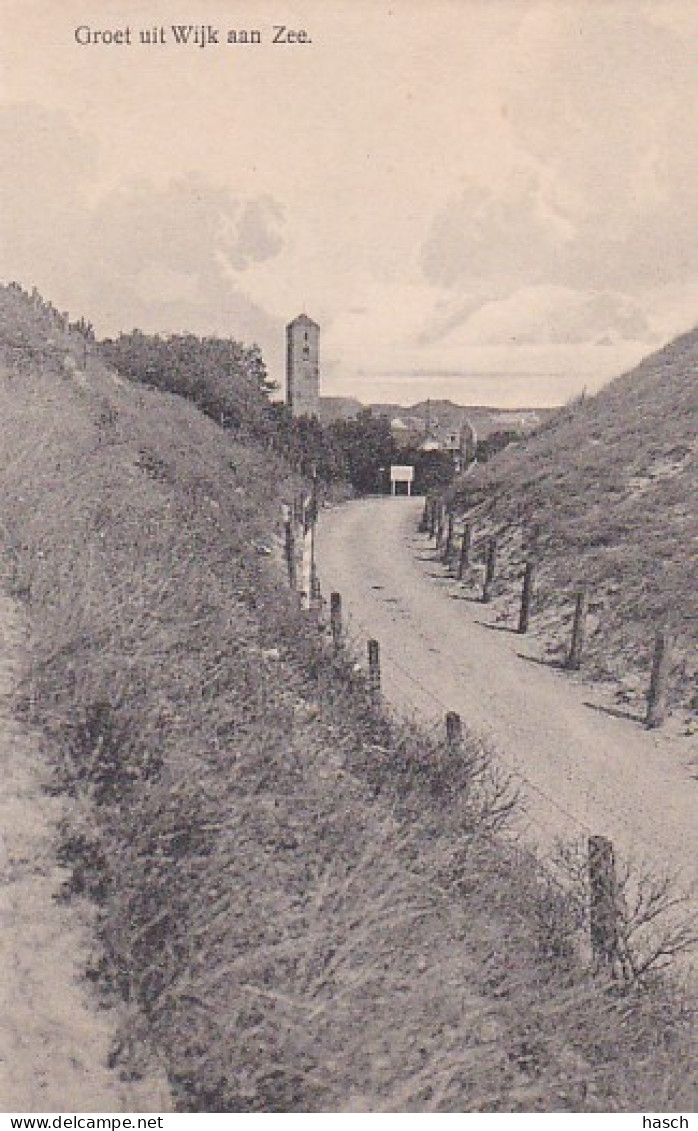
[316,497,697,887]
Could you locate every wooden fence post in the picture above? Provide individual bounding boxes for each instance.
[445,711,462,752]
[284,517,297,590]
[367,639,381,703]
[645,623,674,729]
[293,491,304,528]
[517,560,537,634]
[566,585,589,670]
[482,536,497,603]
[330,592,343,653]
[457,523,472,581]
[435,504,444,549]
[309,469,319,607]
[311,568,321,606]
[588,835,619,970]
[442,513,454,564]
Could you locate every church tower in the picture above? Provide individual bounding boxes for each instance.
[286,313,320,418]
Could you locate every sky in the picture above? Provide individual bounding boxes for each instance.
[1,0,697,406]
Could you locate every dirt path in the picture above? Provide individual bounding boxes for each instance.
[316,497,698,888]
[0,590,171,1113]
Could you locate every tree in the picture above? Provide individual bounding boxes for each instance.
[404,447,456,494]
[239,342,277,395]
[476,429,521,463]
[327,411,398,494]
[99,331,275,438]
[272,408,347,481]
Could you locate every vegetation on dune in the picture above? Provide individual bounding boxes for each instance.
[448,329,698,715]
[476,428,526,464]
[100,330,275,440]
[0,284,695,1111]
[100,330,457,495]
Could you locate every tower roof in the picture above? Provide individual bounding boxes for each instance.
[287,313,319,330]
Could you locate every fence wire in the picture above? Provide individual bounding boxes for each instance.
[313,550,687,878]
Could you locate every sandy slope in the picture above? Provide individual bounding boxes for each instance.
[0,591,171,1113]
[316,497,697,888]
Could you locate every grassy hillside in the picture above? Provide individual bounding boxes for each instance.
[0,285,695,1111]
[449,329,698,717]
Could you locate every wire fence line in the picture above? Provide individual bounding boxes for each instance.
[331,597,580,812]
[314,570,684,875]
[428,494,693,718]
[309,546,698,980]
[295,496,697,981]
[314,586,595,907]
[417,503,695,862]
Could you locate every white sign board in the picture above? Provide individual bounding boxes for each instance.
[390,465,414,482]
[389,464,415,496]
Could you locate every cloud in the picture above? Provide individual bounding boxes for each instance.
[81,178,286,348]
[453,286,656,347]
[420,6,698,300]
[0,103,97,288]
[420,174,569,289]
[89,175,285,284]
[0,103,287,351]
[323,342,649,410]
[225,198,285,270]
